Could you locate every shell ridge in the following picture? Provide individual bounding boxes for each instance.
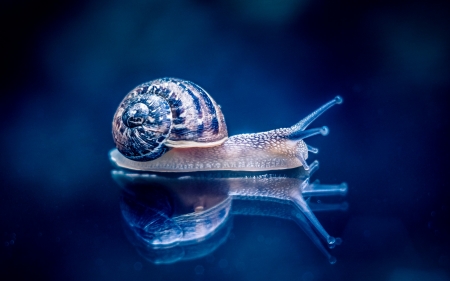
[187,81,220,135]
[178,81,204,138]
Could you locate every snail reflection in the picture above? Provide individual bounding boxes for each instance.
[112,161,347,264]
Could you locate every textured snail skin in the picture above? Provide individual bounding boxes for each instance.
[110,129,308,172]
[111,78,342,172]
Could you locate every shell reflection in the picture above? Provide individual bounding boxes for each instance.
[112,160,347,264]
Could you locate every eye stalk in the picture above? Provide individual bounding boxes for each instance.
[287,96,342,141]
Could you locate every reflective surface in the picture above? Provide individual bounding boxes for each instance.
[113,160,347,264]
[1,1,449,280]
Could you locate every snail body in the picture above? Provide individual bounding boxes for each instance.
[111,78,342,172]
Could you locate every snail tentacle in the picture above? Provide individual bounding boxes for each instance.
[287,126,329,141]
[306,145,319,154]
[290,96,343,132]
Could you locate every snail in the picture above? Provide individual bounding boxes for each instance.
[110,78,342,172]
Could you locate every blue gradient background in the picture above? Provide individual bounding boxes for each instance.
[1,0,449,280]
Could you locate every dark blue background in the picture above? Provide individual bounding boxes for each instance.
[1,0,449,280]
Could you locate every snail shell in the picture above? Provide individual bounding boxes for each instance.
[112,78,228,161]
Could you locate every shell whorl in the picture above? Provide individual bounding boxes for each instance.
[113,78,228,161]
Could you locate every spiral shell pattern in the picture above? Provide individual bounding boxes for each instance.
[113,78,228,161]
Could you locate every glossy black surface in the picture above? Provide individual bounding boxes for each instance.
[1,1,449,280]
